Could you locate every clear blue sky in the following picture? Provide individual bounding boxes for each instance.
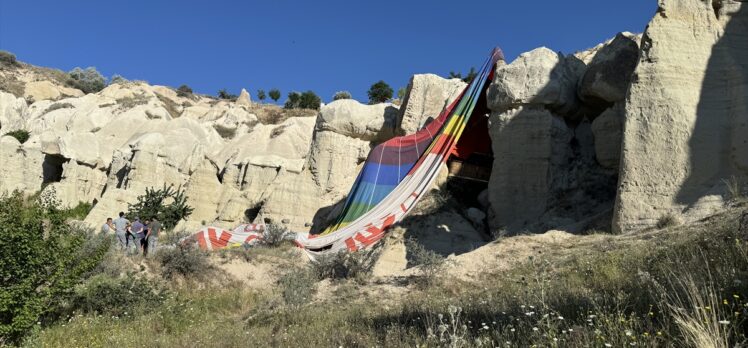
[0,0,656,103]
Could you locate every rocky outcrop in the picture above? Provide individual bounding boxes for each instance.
[486,38,635,233]
[397,74,466,135]
[614,0,748,232]
[0,135,44,195]
[578,33,640,105]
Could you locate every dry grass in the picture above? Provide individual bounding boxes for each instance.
[251,104,317,124]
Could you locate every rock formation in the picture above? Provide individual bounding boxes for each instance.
[614,0,748,232]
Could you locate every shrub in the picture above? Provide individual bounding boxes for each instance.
[257,89,266,101]
[0,191,110,343]
[3,129,30,144]
[157,245,213,280]
[397,87,407,100]
[367,80,393,104]
[405,237,446,286]
[0,50,18,66]
[67,67,107,94]
[724,176,745,202]
[61,201,93,221]
[268,88,281,102]
[333,91,352,101]
[176,84,193,97]
[278,267,318,307]
[43,102,74,114]
[109,74,128,84]
[127,185,194,230]
[69,274,165,317]
[656,213,679,229]
[261,223,292,247]
[449,67,477,83]
[217,89,238,101]
[311,249,379,283]
[284,90,321,110]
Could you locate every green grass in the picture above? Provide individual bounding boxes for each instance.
[22,205,748,347]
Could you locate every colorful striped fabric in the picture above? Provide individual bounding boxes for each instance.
[296,48,504,259]
[189,224,265,251]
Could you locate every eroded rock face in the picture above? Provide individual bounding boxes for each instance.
[579,33,640,104]
[614,0,748,232]
[591,104,624,170]
[398,74,466,135]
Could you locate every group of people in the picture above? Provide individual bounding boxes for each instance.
[101,212,161,256]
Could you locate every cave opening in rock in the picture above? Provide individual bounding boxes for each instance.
[42,154,68,184]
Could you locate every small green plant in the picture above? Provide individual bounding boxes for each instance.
[0,50,18,66]
[449,67,478,83]
[268,88,281,102]
[3,129,30,144]
[127,185,194,230]
[278,267,318,307]
[284,90,321,110]
[69,274,165,317]
[176,84,193,97]
[67,67,107,94]
[333,91,352,101]
[397,86,407,100]
[405,237,446,286]
[367,80,393,104]
[217,88,238,101]
[109,74,128,84]
[311,249,379,283]
[656,213,679,229]
[261,223,292,247]
[257,89,266,101]
[156,245,213,280]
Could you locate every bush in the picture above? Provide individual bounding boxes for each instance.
[311,249,379,283]
[157,245,213,280]
[278,268,318,307]
[3,129,30,144]
[109,74,128,84]
[449,67,477,83]
[127,185,194,231]
[333,91,352,101]
[397,87,407,100]
[257,89,266,101]
[284,90,320,110]
[69,274,165,317]
[217,89,237,101]
[405,237,446,286]
[656,213,679,229]
[268,88,281,102]
[0,191,110,343]
[261,223,292,247]
[367,80,393,104]
[176,84,193,97]
[67,67,107,94]
[0,50,18,66]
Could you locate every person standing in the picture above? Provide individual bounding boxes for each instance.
[101,217,113,234]
[131,217,146,255]
[112,212,129,251]
[145,218,161,257]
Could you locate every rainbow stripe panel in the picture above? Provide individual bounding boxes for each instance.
[297,48,504,258]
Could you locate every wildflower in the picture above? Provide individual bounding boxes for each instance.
[568,328,574,332]
[532,327,539,331]
[557,316,564,320]
[656,331,662,336]
[704,306,711,311]
[625,330,632,336]
[718,320,731,325]
[510,328,516,332]
[733,294,740,299]
[605,344,612,347]
[723,299,729,305]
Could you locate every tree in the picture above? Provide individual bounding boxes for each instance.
[127,185,194,230]
[449,67,477,84]
[284,91,301,109]
[397,87,407,100]
[285,91,321,110]
[333,91,352,101]
[367,80,393,104]
[299,90,321,110]
[0,191,109,343]
[67,67,107,94]
[268,88,281,102]
[257,89,266,101]
[217,89,238,101]
[177,84,193,97]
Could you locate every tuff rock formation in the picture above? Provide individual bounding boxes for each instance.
[614,0,748,232]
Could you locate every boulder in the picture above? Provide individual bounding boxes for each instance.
[614,0,748,232]
[397,74,466,135]
[487,47,585,117]
[591,104,624,169]
[0,91,27,131]
[236,88,252,107]
[316,99,399,142]
[579,33,640,104]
